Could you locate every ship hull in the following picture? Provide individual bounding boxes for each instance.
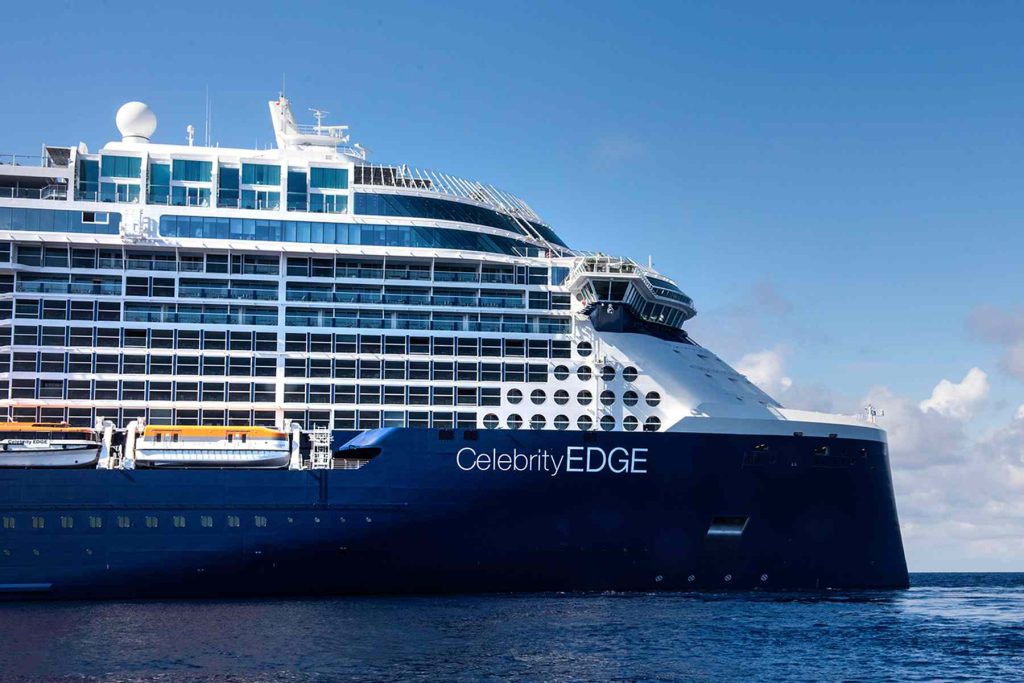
[0,428,908,599]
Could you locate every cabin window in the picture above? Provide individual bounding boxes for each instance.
[117,516,131,528]
[2,516,14,529]
[89,516,102,528]
[31,516,44,529]
[254,516,268,528]
[60,516,73,529]
[227,515,240,528]
[145,516,158,528]
[153,434,162,443]
[173,516,185,528]
[241,434,247,444]
[201,516,213,528]
[227,434,233,443]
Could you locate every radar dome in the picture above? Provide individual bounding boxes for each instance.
[116,101,157,143]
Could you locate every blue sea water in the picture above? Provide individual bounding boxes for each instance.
[0,573,1021,682]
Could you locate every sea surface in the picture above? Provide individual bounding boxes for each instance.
[0,573,1021,682]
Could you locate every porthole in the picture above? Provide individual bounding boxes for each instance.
[577,366,592,381]
[577,341,592,357]
[483,414,499,429]
[644,416,662,432]
[530,414,546,430]
[623,366,638,382]
[601,365,616,381]
[646,391,662,407]
[623,390,639,407]
[577,415,594,431]
[554,415,569,430]
[600,415,616,431]
[553,365,570,380]
[530,389,546,405]
[507,388,523,405]
[554,389,570,405]
[623,415,639,431]
[507,413,523,430]
[577,390,593,406]
[600,390,615,406]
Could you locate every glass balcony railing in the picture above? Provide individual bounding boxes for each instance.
[16,282,122,295]
[178,287,279,301]
[283,291,524,308]
[124,311,279,325]
[280,315,569,333]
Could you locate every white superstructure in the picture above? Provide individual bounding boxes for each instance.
[0,97,880,442]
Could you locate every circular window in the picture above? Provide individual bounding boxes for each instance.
[507,388,523,405]
[577,415,594,431]
[554,414,570,431]
[623,390,639,407]
[622,366,639,382]
[530,414,546,430]
[530,389,546,405]
[483,414,499,430]
[600,415,616,431]
[600,390,615,406]
[644,416,661,432]
[554,389,570,405]
[577,366,592,381]
[577,390,593,406]
[507,414,523,430]
[623,415,639,431]
[577,341,593,357]
[646,391,662,407]
[601,365,616,381]
[553,365,570,380]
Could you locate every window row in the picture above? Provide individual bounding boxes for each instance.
[484,413,662,432]
[553,364,641,382]
[283,333,569,358]
[285,358,548,382]
[506,388,661,407]
[9,353,278,376]
[4,327,277,350]
[13,245,280,275]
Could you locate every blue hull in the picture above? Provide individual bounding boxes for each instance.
[0,428,908,599]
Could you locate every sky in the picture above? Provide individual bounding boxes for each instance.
[2,1,1023,571]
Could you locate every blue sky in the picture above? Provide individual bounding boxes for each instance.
[2,1,1024,570]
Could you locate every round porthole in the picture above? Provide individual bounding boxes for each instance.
[507,414,523,430]
[644,416,661,432]
[623,390,639,407]
[530,389,546,405]
[483,414,499,429]
[623,415,639,431]
[600,415,616,431]
[577,415,593,431]
[645,391,662,407]
[600,390,615,406]
[507,388,523,405]
[601,365,616,381]
[553,365,570,380]
[530,414,546,430]
[622,366,638,382]
[577,390,593,406]
[577,366,592,381]
[554,415,569,430]
[577,341,592,357]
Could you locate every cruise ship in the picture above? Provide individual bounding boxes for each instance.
[0,98,908,598]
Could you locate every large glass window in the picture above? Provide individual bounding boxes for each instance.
[310,167,348,189]
[0,208,119,235]
[242,163,280,186]
[149,163,171,204]
[159,215,541,257]
[287,170,307,211]
[310,194,347,213]
[78,159,100,200]
[172,160,213,182]
[218,167,240,208]
[100,155,142,179]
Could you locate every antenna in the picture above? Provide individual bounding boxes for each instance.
[186,124,195,147]
[309,108,329,133]
[203,85,212,147]
[864,404,885,424]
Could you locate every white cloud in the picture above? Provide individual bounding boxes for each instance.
[918,367,989,419]
[736,348,792,396]
[1016,405,1024,421]
[968,305,1024,381]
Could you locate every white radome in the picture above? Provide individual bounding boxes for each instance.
[115,101,157,142]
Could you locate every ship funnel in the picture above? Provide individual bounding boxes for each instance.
[116,101,157,144]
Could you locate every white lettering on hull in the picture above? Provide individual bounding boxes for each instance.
[456,447,648,476]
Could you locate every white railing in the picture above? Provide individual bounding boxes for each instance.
[352,162,546,226]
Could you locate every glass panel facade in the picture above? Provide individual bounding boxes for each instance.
[354,192,533,238]
[149,163,170,204]
[242,163,281,186]
[78,160,100,200]
[172,160,213,182]
[310,194,347,213]
[100,155,142,179]
[0,208,120,235]
[159,215,541,256]
[218,167,240,208]
[310,167,348,189]
[287,170,307,211]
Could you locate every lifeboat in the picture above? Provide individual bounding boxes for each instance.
[131,425,291,468]
[0,422,101,468]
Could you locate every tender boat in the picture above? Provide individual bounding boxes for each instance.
[131,425,292,469]
[0,422,101,468]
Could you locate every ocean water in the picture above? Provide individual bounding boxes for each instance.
[0,573,1021,682]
